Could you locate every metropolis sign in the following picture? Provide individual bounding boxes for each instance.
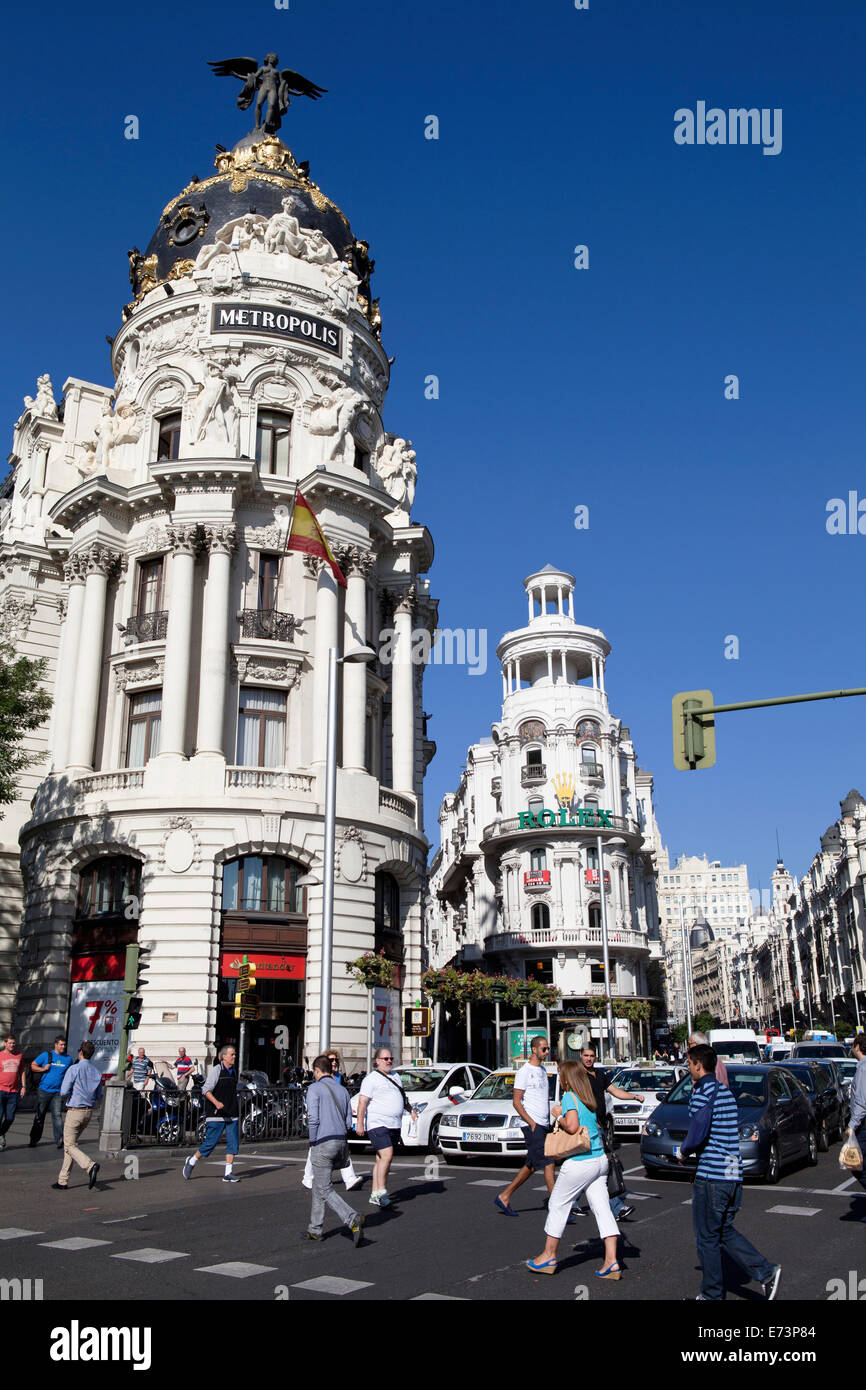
[518,807,615,829]
[210,303,342,355]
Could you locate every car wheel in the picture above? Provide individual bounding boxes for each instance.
[764,1138,780,1184]
[428,1116,442,1152]
[643,1165,658,1179]
[806,1127,819,1166]
[817,1118,829,1153]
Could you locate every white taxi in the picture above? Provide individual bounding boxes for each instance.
[437,1065,561,1161]
[605,1065,683,1140]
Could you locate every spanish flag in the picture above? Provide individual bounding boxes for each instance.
[285,489,347,587]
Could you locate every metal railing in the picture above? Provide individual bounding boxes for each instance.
[240,608,296,642]
[520,764,547,784]
[121,611,169,644]
[579,763,604,780]
[123,1082,308,1147]
[485,926,647,951]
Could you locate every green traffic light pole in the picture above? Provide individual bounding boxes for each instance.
[99,943,139,1157]
[681,686,866,767]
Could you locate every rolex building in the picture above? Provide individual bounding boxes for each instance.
[0,89,437,1074]
[427,567,663,1059]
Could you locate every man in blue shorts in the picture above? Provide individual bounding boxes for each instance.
[495,1035,555,1216]
[182,1045,240,1183]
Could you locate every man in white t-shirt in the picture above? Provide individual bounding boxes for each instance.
[495,1035,554,1216]
[356,1047,418,1208]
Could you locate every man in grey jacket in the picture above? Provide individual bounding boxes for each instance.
[846,1034,866,1208]
[305,1054,364,1245]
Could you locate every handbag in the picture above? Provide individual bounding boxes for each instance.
[606,1148,626,1197]
[544,1092,591,1160]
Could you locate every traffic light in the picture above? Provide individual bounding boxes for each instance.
[126,997,143,1030]
[233,956,259,1020]
[672,690,717,771]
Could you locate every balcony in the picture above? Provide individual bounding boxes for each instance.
[521,764,547,786]
[482,812,640,843]
[76,769,145,794]
[379,788,416,820]
[225,767,315,794]
[579,762,604,781]
[524,870,550,891]
[485,926,648,952]
[120,611,168,645]
[240,608,296,642]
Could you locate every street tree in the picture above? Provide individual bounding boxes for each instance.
[0,642,53,808]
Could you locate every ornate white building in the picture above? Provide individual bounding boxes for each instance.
[426,566,663,1058]
[0,125,438,1075]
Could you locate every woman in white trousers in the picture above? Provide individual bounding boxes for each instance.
[526,1058,621,1278]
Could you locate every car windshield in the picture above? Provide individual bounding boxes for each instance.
[614,1070,674,1092]
[393,1069,452,1094]
[664,1069,768,1107]
[780,1065,816,1094]
[795,1045,846,1059]
[712,1042,762,1062]
[837,1061,858,1079]
[472,1071,556,1101]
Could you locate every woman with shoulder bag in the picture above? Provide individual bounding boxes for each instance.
[525,1059,622,1279]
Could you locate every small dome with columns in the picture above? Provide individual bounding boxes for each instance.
[497,564,610,697]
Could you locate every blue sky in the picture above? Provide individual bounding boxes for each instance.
[3,0,865,889]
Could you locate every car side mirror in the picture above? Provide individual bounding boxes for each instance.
[448,1086,466,1098]
[656,1089,669,1102]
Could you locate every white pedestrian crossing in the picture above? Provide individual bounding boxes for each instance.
[112,1248,189,1263]
[194,1260,277,1278]
[40,1237,111,1251]
[767,1205,821,1217]
[0,1228,42,1240]
[470,1180,509,1187]
[292,1275,373,1295]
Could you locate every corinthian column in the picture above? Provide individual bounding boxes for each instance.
[66,547,121,773]
[195,525,236,758]
[311,560,339,765]
[391,585,416,795]
[157,525,200,759]
[342,548,374,771]
[53,558,86,771]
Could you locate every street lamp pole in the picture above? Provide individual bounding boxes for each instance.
[319,643,375,1055]
[596,833,616,1062]
[842,965,863,1032]
[679,901,693,1039]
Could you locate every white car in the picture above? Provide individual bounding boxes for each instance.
[438,1065,561,1161]
[605,1066,683,1140]
[349,1062,490,1150]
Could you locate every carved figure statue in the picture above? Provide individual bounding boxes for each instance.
[127,248,160,297]
[32,374,58,419]
[263,200,308,257]
[375,436,417,516]
[208,54,327,135]
[193,362,241,446]
[197,213,268,269]
[307,385,358,465]
[82,398,142,475]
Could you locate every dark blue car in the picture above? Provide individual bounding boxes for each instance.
[640,1064,818,1184]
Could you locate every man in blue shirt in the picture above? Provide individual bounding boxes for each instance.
[679,1044,780,1301]
[29,1035,73,1148]
[52,1040,104,1191]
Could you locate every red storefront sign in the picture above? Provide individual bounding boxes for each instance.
[70,953,125,982]
[524,871,551,888]
[220,951,306,980]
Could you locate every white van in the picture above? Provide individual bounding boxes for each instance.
[708,1029,762,1064]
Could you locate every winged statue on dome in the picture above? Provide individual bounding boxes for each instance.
[208,53,327,135]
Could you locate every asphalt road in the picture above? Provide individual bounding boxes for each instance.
[2,1124,865,1306]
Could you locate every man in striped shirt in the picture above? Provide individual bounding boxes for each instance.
[679,1044,780,1301]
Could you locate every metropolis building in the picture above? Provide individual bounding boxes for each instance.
[426,567,663,1059]
[0,110,437,1073]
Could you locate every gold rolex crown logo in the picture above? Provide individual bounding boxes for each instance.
[551,773,575,808]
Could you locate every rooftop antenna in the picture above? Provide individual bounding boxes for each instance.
[775,827,783,864]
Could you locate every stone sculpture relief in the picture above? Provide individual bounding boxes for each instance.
[375,435,416,518]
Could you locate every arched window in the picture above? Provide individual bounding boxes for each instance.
[576,719,600,742]
[525,747,543,768]
[530,847,547,872]
[581,743,599,765]
[375,871,402,960]
[77,857,141,919]
[531,903,550,933]
[588,903,601,932]
[527,797,544,819]
[155,412,182,462]
[221,856,306,916]
[256,410,292,477]
[518,720,546,747]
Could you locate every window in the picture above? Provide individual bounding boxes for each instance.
[590,962,607,984]
[126,690,162,765]
[529,957,554,984]
[531,903,550,932]
[221,856,305,915]
[530,847,547,872]
[525,747,543,767]
[375,871,402,959]
[257,554,280,612]
[354,447,370,474]
[156,413,182,462]
[581,744,599,764]
[586,846,599,871]
[256,410,292,477]
[236,688,286,766]
[77,857,141,918]
[137,558,163,614]
[528,797,544,818]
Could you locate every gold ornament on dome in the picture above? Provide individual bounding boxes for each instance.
[167,258,196,281]
[551,773,575,809]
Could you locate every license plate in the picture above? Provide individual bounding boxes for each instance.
[462,1130,498,1142]
[617,1121,640,1129]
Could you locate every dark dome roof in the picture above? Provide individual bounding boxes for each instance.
[689,919,714,949]
[134,132,370,299]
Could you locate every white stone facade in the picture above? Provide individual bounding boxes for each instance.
[0,133,438,1074]
[426,566,663,1057]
